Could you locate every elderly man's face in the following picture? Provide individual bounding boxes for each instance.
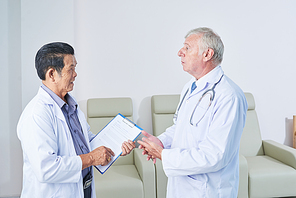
[55,54,77,96]
[178,34,205,79]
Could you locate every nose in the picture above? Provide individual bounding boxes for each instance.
[178,48,184,57]
[73,70,77,78]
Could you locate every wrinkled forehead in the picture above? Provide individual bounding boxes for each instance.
[184,34,202,46]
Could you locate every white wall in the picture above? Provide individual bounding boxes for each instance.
[0,0,75,196]
[21,0,75,107]
[74,0,296,145]
[1,0,296,196]
[0,0,22,196]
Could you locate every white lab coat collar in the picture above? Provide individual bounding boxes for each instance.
[37,87,67,123]
[37,87,91,156]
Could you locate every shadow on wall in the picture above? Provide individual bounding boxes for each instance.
[135,96,153,147]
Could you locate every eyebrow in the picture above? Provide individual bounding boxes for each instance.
[71,63,77,67]
[184,42,191,47]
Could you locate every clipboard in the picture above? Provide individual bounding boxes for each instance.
[90,113,142,174]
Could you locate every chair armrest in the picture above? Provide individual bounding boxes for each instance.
[263,140,296,169]
[238,154,248,198]
[134,148,156,198]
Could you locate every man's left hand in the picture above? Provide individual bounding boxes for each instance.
[121,140,136,156]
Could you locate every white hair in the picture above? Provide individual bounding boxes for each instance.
[185,27,224,65]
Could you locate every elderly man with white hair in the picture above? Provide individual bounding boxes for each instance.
[138,27,248,198]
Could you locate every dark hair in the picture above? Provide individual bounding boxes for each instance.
[35,42,74,80]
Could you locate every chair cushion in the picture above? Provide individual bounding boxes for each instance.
[152,114,174,137]
[244,92,255,110]
[247,155,296,197]
[87,98,132,118]
[151,95,179,137]
[151,95,180,114]
[238,154,248,198]
[155,159,168,198]
[94,165,144,198]
[239,110,264,156]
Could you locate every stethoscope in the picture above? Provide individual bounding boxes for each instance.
[173,74,224,126]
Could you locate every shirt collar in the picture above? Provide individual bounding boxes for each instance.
[192,66,224,93]
[41,84,78,110]
[65,93,78,112]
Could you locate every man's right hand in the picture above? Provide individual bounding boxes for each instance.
[138,131,164,163]
[80,146,114,170]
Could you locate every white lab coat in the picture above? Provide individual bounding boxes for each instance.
[17,87,96,198]
[158,66,248,198]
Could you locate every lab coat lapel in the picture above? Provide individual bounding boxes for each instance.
[38,87,66,121]
[190,66,224,98]
[38,87,73,142]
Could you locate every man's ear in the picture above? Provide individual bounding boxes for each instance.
[45,68,56,82]
[203,48,215,62]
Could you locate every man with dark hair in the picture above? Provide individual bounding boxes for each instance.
[17,42,135,198]
[35,42,75,80]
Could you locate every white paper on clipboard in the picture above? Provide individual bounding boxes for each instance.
[90,113,142,174]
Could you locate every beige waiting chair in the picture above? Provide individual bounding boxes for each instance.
[87,98,156,198]
[151,95,180,198]
[241,93,296,198]
[151,94,248,198]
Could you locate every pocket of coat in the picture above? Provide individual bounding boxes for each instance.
[187,174,207,196]
[187,174,208,185]
[50,183,76,198]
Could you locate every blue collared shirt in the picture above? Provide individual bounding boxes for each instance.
[41,84,91,178]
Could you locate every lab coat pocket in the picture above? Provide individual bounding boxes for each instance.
[187,174,207,197]
[51,183,77,198]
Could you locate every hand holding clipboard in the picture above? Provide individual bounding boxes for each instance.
[90,113,142,174]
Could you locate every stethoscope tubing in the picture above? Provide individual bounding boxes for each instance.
[174,74,224,126]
